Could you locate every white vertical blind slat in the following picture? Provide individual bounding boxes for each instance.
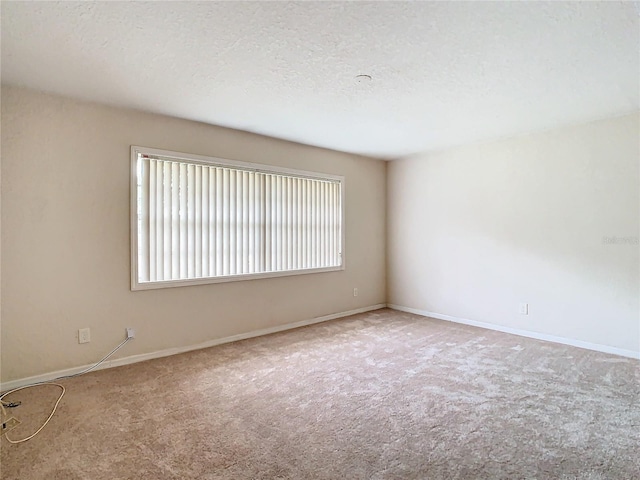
[170,163,179,279]
[334,185,344,264]
[139,159,150,282]
[274,175,281,271]
[304,179,311,269]
[149,160,157,281]
[254,174,261,272]
[265,175,272,272]
[248,172,255,272]
[319,181,326,268]
[327,181,333,266]
[220,168,228,276]
[297,178,303,269]
[208,168,215,277]
[311,180,317,268]
[287,177,293,270]
[179,163,188,278]
[301,179,306,269]
[324,182,330,265]
[157,166,166,277]
[242,171,250,274]
[227,170,238,275]
[201,166,209,278]
[162,162,171,280]
[292,178,298,270]
[187,164,196,278]
[236,172,243,274]
[259,174,266,272]
[155,160,164,280]
[195,166,202,278]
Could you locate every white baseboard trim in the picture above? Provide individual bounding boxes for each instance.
[387,304,640,360]
[1,304,386,392]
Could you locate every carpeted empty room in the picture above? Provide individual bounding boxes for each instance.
[2,2,639,479]
[1,309,639,479]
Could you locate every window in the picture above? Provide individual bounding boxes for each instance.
[131,146,344,290]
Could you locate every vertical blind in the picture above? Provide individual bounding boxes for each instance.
[135,154,343,284]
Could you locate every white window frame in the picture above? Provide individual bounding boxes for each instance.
[130,146,345,291]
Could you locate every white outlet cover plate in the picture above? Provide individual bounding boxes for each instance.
[78,328,90,343]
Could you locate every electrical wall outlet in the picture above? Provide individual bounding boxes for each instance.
[78,328,91,344]
[126,328,136,339]
[353,288,358,297]
[519,303,529,315]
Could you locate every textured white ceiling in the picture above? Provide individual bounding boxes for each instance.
[2,1,638,159]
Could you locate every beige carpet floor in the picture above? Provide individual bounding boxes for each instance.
[1,308,639,479]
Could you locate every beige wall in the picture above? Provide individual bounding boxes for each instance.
[1,87,387,382]
[388,113,640,354]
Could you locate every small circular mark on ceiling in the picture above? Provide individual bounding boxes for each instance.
[355,74,372,84]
